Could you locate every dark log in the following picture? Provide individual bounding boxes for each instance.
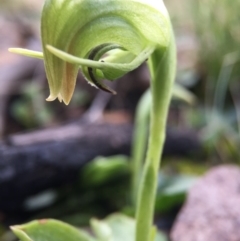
[0,122,132,212]
[0,122,201,212]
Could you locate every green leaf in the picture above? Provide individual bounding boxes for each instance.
[90,219,111,241]
[172,83,196,105]
[92,214,168,241]
[102,214,135,241]
[81,155,129,187]
[11,214,168,241]
[155,174,197,212]
[155,232,168,241]
[11,219,96,241]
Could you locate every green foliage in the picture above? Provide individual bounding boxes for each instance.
[81,155,129,187]
[131,86,195,205]
[191,0,240,81]
[11,219,95,241]
[156,174,197,212]
[11,82,53,128]
[11,214,168,241]
[199,52,240,162]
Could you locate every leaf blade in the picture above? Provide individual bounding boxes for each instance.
[11,219,96,241]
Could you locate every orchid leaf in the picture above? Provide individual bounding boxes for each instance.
[11,219,96,241]
[11,215,168,241]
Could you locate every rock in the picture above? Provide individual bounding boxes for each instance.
[171,165,240,241]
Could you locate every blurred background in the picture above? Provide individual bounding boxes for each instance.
[0,0,240,240]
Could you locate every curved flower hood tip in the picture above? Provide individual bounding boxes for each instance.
[9,0,172,105]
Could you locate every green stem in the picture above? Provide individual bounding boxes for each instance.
[131,89,151,207]
[135,30,176,241]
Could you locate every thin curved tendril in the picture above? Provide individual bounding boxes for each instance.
[46,45,155,71]
[8,48,44,59]
[8,45,154,78]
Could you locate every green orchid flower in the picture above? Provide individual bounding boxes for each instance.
[9,0,171,105]
[9,1,176,241]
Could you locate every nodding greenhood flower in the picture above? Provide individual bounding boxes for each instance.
[9,0,171,105]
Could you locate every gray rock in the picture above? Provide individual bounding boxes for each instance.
[171,165,240,241]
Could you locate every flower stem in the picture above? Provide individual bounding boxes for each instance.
[131,89,151,207]
[135,30,176,241]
